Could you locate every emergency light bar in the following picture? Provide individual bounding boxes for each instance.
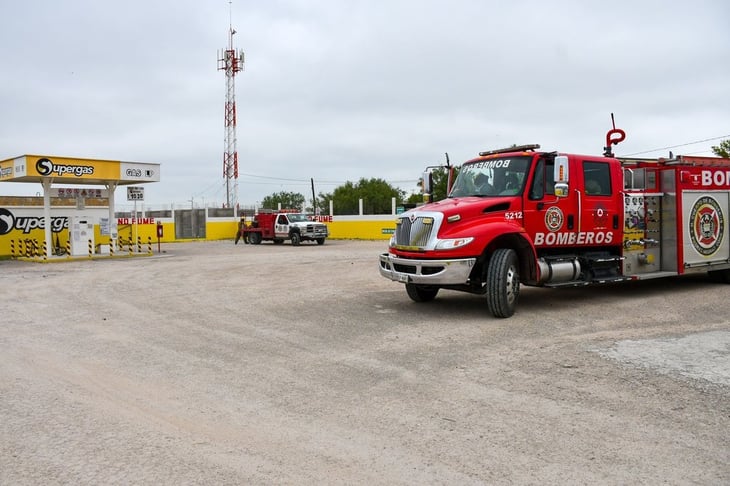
[479,144,540,157]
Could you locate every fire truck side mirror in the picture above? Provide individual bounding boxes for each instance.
[554,183,569,198]
[422,171,432,194]
[554,155,570,198]
[422,170,433,203]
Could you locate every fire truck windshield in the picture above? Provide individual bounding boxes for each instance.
[449,156,530,197]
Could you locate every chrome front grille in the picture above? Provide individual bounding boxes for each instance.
[306,224,328,236]
[395,216,434,248]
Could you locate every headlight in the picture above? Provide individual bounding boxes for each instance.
[435,237,474,250]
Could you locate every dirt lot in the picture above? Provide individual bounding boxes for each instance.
[1,240,728,485]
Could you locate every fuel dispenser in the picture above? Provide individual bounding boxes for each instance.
[70,216,94,256]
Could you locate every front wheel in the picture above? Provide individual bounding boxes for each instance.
[316,238,325,245]
[486,248,520,318]
[249,232,262,245]
[290,232,301,246]
[405,283,439,302]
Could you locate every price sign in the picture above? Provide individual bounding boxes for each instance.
[127,186,144,201]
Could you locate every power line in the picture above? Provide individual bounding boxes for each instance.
[239,171,418,186]
[239,172,347,184]
[623,134,730,157]
[239,172,310,182]
[240,180,336,187]
[191,179,227,199]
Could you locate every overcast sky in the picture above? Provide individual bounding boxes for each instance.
[1,0,729,209]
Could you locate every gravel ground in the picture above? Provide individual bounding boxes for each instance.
[1,240,728,485]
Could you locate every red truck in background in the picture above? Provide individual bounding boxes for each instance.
[379,126,730,317]
[237,209,328,246]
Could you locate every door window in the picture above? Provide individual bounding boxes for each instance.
[529,158,555,200]
[583,161,611,196]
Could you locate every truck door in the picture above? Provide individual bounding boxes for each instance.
[578,159,621,247]
[274,214,290,238]
[522,155,579,248]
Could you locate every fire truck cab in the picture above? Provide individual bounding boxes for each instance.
[379,134,730,318]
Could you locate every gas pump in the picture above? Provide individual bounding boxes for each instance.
[70,216,94,256]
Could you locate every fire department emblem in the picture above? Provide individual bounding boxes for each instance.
[544,206,564,232]
[593,204,608,229]
[689,196,725,256]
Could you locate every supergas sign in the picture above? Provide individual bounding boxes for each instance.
[0,208,69,235]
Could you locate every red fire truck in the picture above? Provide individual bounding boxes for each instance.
[379,127,730,317]
[237,210,328,245]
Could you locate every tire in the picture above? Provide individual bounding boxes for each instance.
[316,238,325,245]
[290,232,301,246]
[405,283,439,302]
[486,248,520,318]
[708,268,730,283]
[249,232,262,245]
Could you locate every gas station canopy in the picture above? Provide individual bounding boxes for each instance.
[0,154,160,259]
[0,154,160,186]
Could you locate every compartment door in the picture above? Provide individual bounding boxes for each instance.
[681,191,729,266]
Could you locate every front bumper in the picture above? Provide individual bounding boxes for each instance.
[302,225,328,238]
[379,253,476,285]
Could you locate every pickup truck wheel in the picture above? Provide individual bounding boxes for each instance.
[249,232,262,245]
[405,283,439,302]
[486,248,520,318]
[316,238,325,245]
[290,232,301,246]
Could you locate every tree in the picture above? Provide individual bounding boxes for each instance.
[711,139,730,158]
[406,192,423,205]
[260,191,306,211]
[318,178,405,215]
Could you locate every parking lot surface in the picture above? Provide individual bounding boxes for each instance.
[1,240,728,484]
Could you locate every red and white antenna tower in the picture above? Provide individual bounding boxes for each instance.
[217,1,244,208]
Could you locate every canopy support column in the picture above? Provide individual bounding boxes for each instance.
[41,177,53,259]
[106,182,118,251]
